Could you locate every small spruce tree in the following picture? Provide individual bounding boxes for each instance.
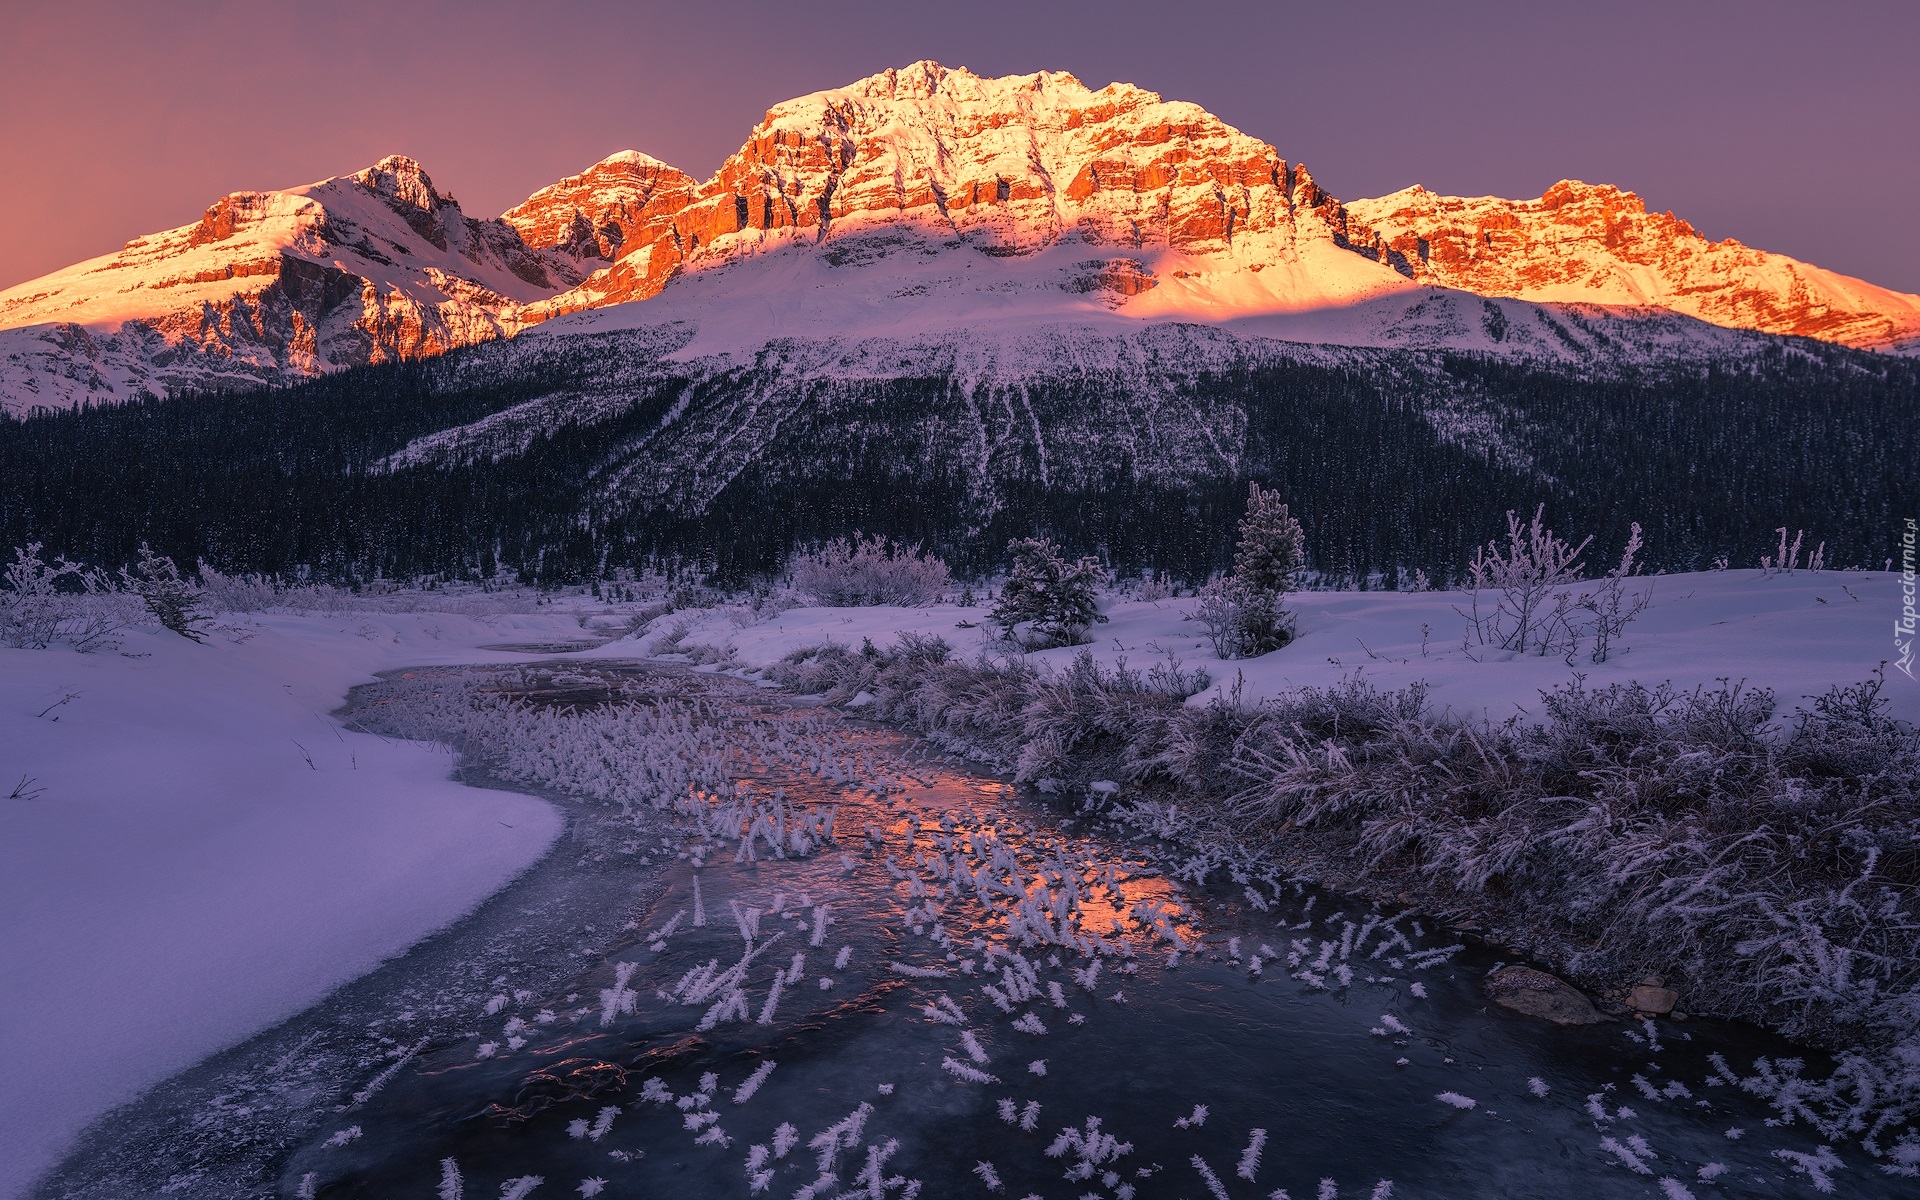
[1233,482,1306,602]
[1198,484,1305,658]
[990,537,1108,649]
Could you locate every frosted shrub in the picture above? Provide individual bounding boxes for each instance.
[989,537,1107,649]
[1761,526,1825,575]
[1196,484,1305,659]
[789,535,950,607]
[1458,507,1653,660]
[197,563,285,613]
[1227,671,1920,1148]
[1195,577,1273,660]
[1124,570,1179,601]
[3,543,85,650]
[1461,505,1591,655]
[121,543,208,642]
[1,543,125,652]
[1577,522,1652,663]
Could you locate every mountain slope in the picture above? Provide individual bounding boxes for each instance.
[3,61,1918,419]
[0,157,581,413]
[522,61,1390,319]
[1342,181,1920,351]
[7,318,1913,587]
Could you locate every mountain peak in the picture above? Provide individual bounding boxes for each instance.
[828,60,1096,103]
[348,154,445,213]
[1343,180,1920,347]
[538,60,1320,316]
[501,151,696,264]
[596,149,675,171]
[1540,178,1644,213]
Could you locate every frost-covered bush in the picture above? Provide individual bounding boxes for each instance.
[3,544,88,650]
[1120,570,1180,602]
[767,639,1208,786]
[789,535,950,607]
[1,543,125,652]
[1460,507,1653,662]
[1461,505,1590,655]
[1226,670,1920,1152]
[1761,526,1825,574]
[989,537,1107,649]
[1576,522,1650,663]
[121,544,208,642]
[1195,484,1305,659]
[197,564,286,613]
[1194,577,1277,660]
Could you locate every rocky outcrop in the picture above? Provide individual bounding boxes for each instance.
[501,151,697,266]
[1342,181,1920,351]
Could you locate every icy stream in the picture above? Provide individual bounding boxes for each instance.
[279,661,1896,1200]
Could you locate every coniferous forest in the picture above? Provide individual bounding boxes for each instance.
[1,333,1913,584]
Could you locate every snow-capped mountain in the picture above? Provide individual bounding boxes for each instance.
[1343,181,1920,351]
[0,157,583,412]
[499,150,696,269]
[4,61,1917,417]
[518,62,1385,320]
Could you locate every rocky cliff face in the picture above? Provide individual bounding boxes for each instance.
[1341,181,1920,351]
[0,156,581,413]
[500,150,696,266]
[527,62,1368,317]
[4,63,1916,416]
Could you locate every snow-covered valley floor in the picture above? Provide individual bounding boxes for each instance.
[634,569,1915,729]
[3,568,1913,1198]
[0,611,619,1199]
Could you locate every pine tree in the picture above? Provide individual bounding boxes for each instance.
[1198,484,1305,658]
[1233,482,1306,602]
[989,537,1108,649]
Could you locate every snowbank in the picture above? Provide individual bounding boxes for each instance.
[613,569,1917,725]
[0,610,592,1199]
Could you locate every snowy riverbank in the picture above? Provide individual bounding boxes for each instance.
[0,611,610,1199]
[616,569,1916,726]
[3,567,1909,1196]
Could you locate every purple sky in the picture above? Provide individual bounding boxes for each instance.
[4,0,1916,293]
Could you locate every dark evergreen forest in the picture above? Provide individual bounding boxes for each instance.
[1,337,1912,585]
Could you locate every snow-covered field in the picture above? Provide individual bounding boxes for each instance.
[0,567,1907,1198]
[622,569,1917,727]
[0,610,611,1200]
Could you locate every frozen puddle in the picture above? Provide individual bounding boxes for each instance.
[118,662,1901,1198]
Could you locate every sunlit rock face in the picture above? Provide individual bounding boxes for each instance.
[0,155,584,412]
[500,151,697,267]
[527,60,1363,316]
[1342,181,1920,351]
[4,61,1917,415]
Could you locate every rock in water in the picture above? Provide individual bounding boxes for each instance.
[1484,966,1609,1025]
[1628,985,1680,1015]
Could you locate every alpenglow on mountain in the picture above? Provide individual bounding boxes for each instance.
[3,60,1917,415]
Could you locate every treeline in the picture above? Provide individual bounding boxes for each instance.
[0,336,1912,585]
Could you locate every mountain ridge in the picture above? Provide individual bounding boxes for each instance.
[3,61,1916,416]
